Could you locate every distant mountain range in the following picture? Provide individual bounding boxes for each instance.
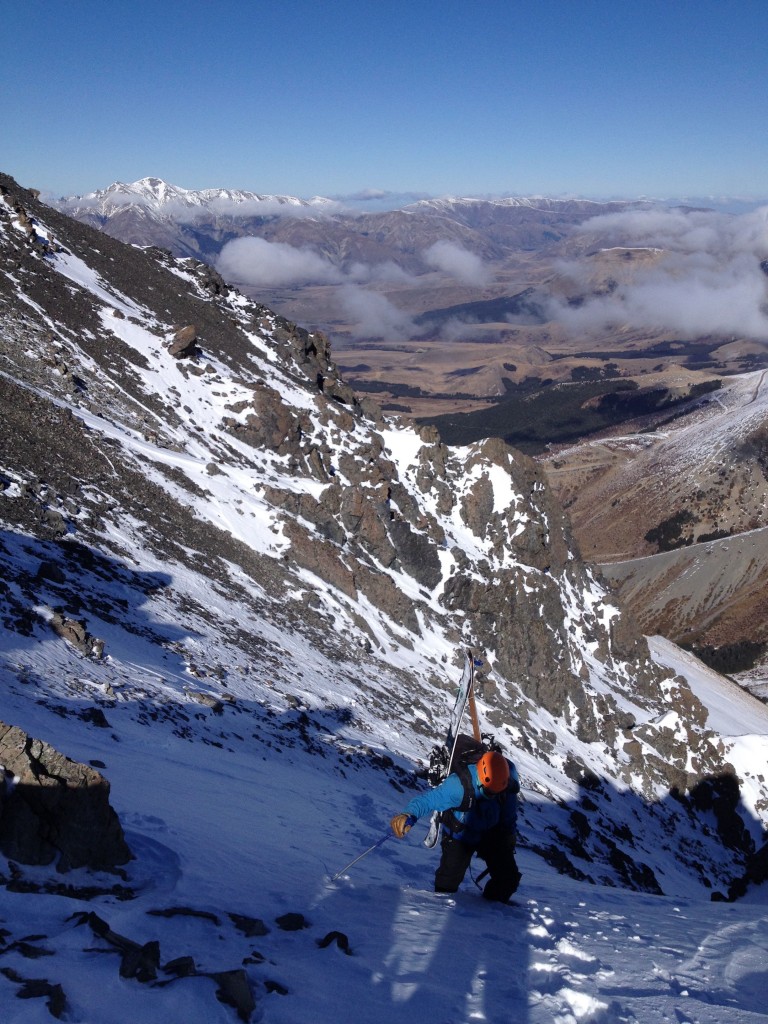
[52,177,644,267]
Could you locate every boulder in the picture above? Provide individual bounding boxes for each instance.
[50,611,104,658]
[167,325,199,358]
[0,721,131,871]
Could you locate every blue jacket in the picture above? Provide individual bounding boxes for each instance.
[405,761,519,846]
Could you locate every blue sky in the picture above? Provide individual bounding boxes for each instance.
[2,0,767,201]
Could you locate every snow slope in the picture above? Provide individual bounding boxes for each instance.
[0,611,766,1024]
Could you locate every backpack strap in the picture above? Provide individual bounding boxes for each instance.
[453,763,476,812]
[439,763,476,835]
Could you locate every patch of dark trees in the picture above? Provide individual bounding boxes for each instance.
[420,377,723,454]
[554,339,719,362]
[643,508,734,553]
[550,338,768,375]
[350,378,481,401]
[740,422,768,474]
[683,640,767,677]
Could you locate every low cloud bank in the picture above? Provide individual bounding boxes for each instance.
[216,236,493,338]
[424,240,490,286]
[216,237,345,287]
[553,206,768,340]
[337,285,421,340]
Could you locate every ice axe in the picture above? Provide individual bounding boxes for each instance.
[329,816,416,881]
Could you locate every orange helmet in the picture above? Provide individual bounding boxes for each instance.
[476,751,509,793]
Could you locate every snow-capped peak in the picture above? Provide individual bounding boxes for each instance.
[62,177,329,216]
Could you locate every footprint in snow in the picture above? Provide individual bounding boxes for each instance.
[555,937,607,976]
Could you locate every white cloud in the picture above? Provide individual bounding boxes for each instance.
[337,285,420,340]
[346,260,415,285]
[215,237,345,287]
[423,240,490,286]
[552,206,768,340]
[182,197,333,220]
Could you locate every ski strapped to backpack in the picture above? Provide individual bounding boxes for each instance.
[423,649,505,848]
[423,649,475,847]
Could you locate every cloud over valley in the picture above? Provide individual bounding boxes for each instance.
[424,240,491,286]
[215,206,768,347]
[552,206,768,341]
[216,237,345,288]
[215,236,494,339]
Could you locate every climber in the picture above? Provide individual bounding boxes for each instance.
[391,750,521,902]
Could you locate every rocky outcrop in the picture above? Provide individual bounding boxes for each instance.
[50,610,104,658]
[167,324,199,358]
[0,721,131,871]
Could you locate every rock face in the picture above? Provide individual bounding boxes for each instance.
[0,721,131,871]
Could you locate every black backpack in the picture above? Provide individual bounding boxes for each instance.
[427,732,510,835]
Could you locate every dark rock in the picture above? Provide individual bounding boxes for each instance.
[81,707,111,728]
[689,771,752,852]
[274,912,308,931]
[76,910,257,1017]
[188,261,229,297]
[317,930,352,955]
[36,560,66,583]
[208,968,256,1021]
[167,324,199,358]
[722,839,768,901]
[49,611,104,658]
[264,979,289,995]
[0,969,67,1018]
[562,757,602,792]
[162,955,197,977]
[228,913,269,937]
[0,721,132,871]
[282,521,357,599]
[388,518,442,588]
[8,940,54,959]
[607,844,663,894]
[147,906,220,924]
[78,913,159,982]
[120,940,161,982]
[187,691,225,714]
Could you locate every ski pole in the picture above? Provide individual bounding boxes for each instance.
[330,817,416,881]
[330,833,390,881]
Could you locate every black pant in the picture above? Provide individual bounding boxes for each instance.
[435,828,521,903]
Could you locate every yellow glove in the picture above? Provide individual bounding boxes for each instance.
[391,813,414,839]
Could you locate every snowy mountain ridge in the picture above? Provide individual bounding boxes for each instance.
[51,178,652,270]
[60,176,333,218]
[1,172,767,1022]
[56,178,626,219]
